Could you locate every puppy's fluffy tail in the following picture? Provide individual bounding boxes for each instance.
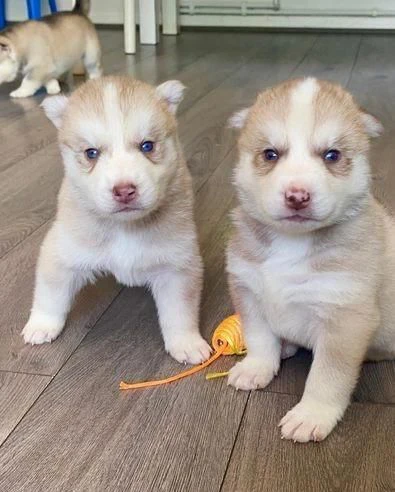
[73,0,90,15]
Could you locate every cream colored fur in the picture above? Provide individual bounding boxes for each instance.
[227,77,395,442]
[0,9,101,98]
[22,76,211,365]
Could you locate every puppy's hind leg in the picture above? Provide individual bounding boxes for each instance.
[281,341,299,359]
[72,60,86,76]
[366,331,395,361]
[83,37,103,80]
[45,78,61,95]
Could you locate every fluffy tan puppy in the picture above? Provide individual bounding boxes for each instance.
[22,75,211,365]
[227,77,395,442]
[0,0,101,98]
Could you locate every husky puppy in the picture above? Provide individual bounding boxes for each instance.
[22,76,211,365]
[227,77,395,442]
[0,0,101,98]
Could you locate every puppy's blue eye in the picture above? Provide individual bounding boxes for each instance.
[85,148,100,160]
[140,141,155,153]
[263,149,279,162]
[324,149,341,162]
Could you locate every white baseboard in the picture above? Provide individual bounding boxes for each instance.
[179,13,395,30]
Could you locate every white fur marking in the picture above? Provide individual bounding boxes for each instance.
[287,77,319,150]
[104,82,124,149]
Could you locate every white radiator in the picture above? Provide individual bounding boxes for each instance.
[179,0,395,29]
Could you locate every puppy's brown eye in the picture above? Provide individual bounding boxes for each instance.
[323,149,341,162]
[85,148,100,160]
[263,149,279,162]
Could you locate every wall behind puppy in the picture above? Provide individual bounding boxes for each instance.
[6,0,395,29]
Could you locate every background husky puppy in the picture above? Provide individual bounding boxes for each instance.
[0,0,101,98]
[227,77,395,442]
[22,75,211,366]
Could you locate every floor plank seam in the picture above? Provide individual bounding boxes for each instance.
[219,391,252,492]
[0,286,126,453]
[0,213,53,263]
[345,35,363,88]
[195,145,236,195]
[1,136,57,174]
[0,376,52,451]
[289,35,319,77]
[255,388,395,408]
[0,368,53,378]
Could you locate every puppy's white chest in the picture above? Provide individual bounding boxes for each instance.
[66,227,180,286]
[261,236,312,305]
[242,235,357,345]
[249,236,317,345]
[105,231,154,285]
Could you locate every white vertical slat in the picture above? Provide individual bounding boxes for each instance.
[162,0,180,34]
[139,0,160,45]
[124,0,136,54]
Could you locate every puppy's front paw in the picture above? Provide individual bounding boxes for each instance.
[22,314,64,345]
[279,400,343,443]
[166,332,212,365]
[228,357,276,391]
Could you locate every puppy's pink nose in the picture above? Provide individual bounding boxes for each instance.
[285,187,310,210]
[112,183,137,204]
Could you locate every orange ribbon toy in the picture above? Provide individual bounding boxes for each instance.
[119,314,246,390]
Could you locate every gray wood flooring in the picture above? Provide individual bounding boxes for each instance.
[0,28,393,491]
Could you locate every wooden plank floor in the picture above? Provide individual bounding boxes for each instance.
[0,28,394,491]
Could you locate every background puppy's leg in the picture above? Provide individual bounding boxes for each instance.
[72,60,86,76]
[150,266,211,365]
[22,235,87,345]
[227,275,282,391]
[83,38,102,80]
[58,70,75,91]
[45,79,61,95]
[280,307,378,443]
[10,75,43,98]
[11,62,56,98]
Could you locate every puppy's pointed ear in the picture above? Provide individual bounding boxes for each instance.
[156,80,185,114]
[361,111,384,138]
[228,108,250,129]
[41,94,69,129]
